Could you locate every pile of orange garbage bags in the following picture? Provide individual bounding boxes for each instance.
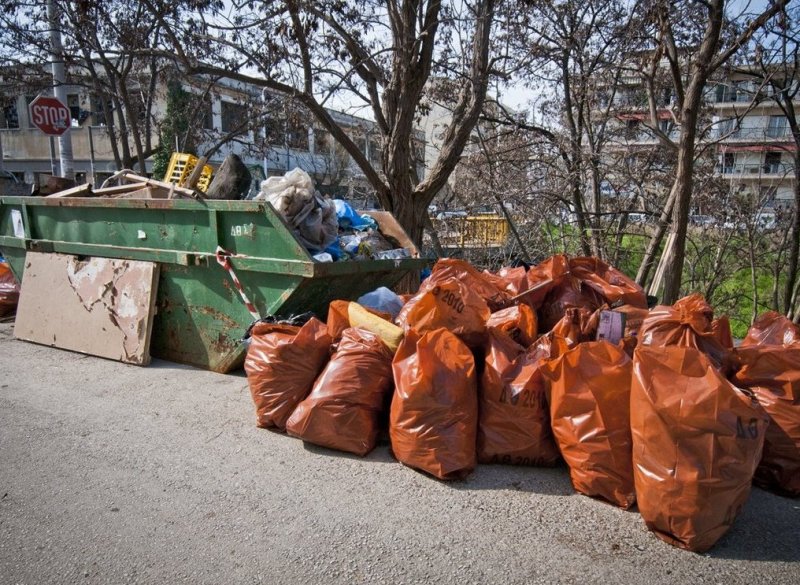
[244,255,799,553]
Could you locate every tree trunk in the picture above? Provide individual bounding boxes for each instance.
[783,147,800,314]
[658,78,705,304]
[636,187,676,287]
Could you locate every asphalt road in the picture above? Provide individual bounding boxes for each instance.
[1,323,798,584]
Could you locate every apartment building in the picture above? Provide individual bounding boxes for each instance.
[600,65,797,220]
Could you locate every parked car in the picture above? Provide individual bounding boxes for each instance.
[689,214,716,227]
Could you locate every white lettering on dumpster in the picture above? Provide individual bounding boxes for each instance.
[231,223,254,237]
[11,209,24,238]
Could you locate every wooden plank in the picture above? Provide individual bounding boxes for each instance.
[14,252,159,365]
[92,182,148,195]
[45,183,94,198]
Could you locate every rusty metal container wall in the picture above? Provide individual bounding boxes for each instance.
[0,196,428,372]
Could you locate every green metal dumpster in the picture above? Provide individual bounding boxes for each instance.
[0,196,428,372]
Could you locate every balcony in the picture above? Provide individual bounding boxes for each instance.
[715,126,791,141]
[717,162,794,178]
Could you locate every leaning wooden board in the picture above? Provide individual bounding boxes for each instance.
[14,252,159,365]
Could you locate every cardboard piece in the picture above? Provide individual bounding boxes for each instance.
[14,252,159,365]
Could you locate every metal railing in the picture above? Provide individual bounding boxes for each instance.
[715,126,790,140]
[717,162,793,176]
[432,216,510,248]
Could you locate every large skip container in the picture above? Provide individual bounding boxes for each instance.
[0,196,428,372]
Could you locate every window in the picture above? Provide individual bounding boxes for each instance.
[221,100,248,133]
[200,95,214,130]
[764,152,782,174]
[723,152,735,173]
[369,138,381,164]
[1,98,18,129]
[287,121,308,150]
[767,116,787,139]
[314,128,330,154]
[625,119,640,139]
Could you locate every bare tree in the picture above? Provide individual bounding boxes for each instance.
[638,0,788,304]
[141,0,501,247]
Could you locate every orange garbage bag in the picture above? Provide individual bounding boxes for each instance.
[286,327,394,456]
[245,317,332,430]
[568,256,647,308]
[538,275,606,332]
[486,305,538,347]
[422,258,509,309]
[0,262,20,318]
[615,304,650,337]
[631,346,768,552]
[711,315,734,349]
[741,311,800,347]
[638,294,731,371]
[478,328,562,466]
[521,254,570,309]
[541,341,635,508]
[396,276,490,347]
[732,345,800,497]
[489,266,529,298]
[547,307,596,346]
[390,329,478,480]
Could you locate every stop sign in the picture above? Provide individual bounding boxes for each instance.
[28,95,71,136]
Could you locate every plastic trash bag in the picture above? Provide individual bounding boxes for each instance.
[614,304,650,337]
[741,311,800,347]
[547,307,597,347]
[396,276,490,348]
[486,266,528,299]
[0,261,20,317]
[478,328,562,466]
[244,317,332,430]
[638,294,731,372]
[711,315,734,349]
[390,329,478,480]
[631,346,768,552]
[568,256,648,308]
[421,258,509,310]
[286,328,394,456]
[732,345,800,497]
[486,305,538,348]
[357,286,405,319]
[257,168,338,252]
[333,199,377,230]
[520,254,570,309]
[541,341,636,509]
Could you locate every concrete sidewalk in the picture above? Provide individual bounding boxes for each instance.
[0,323,798,584]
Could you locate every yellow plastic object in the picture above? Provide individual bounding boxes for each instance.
[432,215,510,248]
[164,153,214,193]
[348,302,404,353]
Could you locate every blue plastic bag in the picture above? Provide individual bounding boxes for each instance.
[334,200,377,230]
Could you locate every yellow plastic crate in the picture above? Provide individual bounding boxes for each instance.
[164,153,213,193]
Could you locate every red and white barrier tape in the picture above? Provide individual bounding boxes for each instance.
[215,246,261,321]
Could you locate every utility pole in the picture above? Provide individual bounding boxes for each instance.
[47,0,75,180]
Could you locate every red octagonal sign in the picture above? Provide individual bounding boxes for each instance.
[29,95,71,136]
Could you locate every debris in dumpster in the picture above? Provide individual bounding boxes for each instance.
[740,311,800,347]
[286,327,395,456]
[0,260,20,318]
[243,312,316,340]
[731,345,800,497]
[14,252,159,366]
[478,328,563,466]
[245,317,332,430]
[390,329,478,480]
[631,346,768,552]
[486,305,538,348]
[256,168,338,252]
[334,199,378,230]
[542,341,636,509]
